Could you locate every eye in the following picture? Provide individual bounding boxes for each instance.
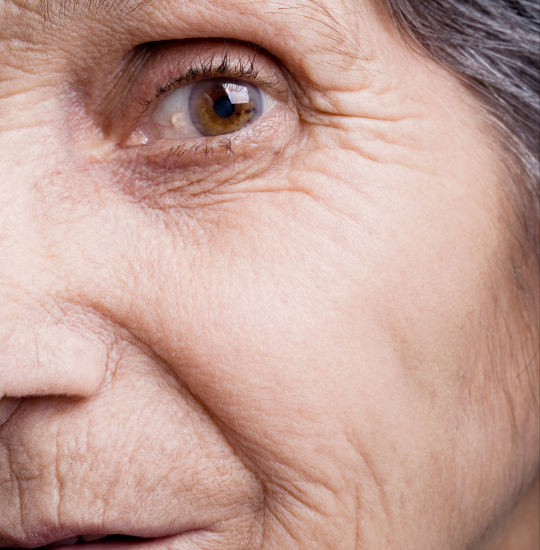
[132,78,275,144]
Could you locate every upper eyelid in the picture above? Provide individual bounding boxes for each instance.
[137,50,285,119]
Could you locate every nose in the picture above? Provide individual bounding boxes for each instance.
[0,298,109,399]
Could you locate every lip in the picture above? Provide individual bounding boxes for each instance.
[0,364,259,550]
[36,531,211,550]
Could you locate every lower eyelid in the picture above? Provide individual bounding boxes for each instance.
[101,105,299,209]
[115,110,287,175]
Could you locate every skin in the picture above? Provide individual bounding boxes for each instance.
[0,0,538,548]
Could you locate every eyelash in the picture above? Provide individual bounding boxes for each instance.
[125,49,284,170]
[161,137,236,168]
[137,51,281,119]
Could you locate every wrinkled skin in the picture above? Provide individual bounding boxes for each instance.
[0,0,538,549]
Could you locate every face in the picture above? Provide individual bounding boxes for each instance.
[0,0,538,549]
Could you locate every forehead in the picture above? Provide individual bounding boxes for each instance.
[2,0,367,53]
[1,0,377,102]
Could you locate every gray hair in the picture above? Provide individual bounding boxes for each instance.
[385,0,540,273]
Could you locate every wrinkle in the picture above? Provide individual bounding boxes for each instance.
[53,427,62,530]
[29,0,150,20]
[271,0,363,61]
[69,281,264,499]
[0,399,23,429]
[0,441,23,543]
[6,0,369,82]
[182,414,266,548]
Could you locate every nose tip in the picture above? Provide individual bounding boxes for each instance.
[0,306,109,399]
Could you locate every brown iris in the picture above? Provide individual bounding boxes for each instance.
[189,80,259,137]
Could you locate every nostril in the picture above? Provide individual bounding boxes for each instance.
[0,306,110,399]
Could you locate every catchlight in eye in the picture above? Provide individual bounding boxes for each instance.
[131,78,275,144]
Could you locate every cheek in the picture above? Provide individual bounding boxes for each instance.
[7,104,530,549]
[0,346,263,546]
[29,134,502,451]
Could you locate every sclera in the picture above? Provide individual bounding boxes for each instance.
[127,79,275,145]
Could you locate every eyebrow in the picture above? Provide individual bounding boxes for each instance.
[16,0,362,67]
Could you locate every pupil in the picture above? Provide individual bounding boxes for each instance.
[214,95,235,118]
